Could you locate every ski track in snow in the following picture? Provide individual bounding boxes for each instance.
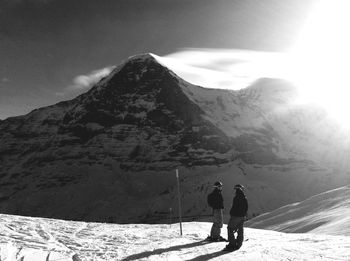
[0,214,350,260]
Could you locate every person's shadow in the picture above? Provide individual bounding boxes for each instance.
[185,250,231,261]
[121,239,228,261]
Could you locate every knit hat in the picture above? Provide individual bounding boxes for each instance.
[213,181,223,188]
[234,184,244,190]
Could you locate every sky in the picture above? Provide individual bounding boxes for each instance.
[0,0,317,120]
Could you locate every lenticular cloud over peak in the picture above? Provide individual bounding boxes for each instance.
[160,48,290,90]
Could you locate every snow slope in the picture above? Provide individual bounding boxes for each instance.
[1,214,349,261]
[247,185,350,236]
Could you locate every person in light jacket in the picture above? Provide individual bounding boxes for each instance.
[206,181,225,241]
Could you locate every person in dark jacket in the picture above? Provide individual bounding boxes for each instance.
[224,184,248,251]
[206,181,225,241]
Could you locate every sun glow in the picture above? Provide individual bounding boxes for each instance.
[289,0,350,126]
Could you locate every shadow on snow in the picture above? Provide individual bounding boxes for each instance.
[185,250,231,261]
[121,239,230,261]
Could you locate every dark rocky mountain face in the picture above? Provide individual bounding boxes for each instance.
[62,54,232,167]
[1,53,350,223]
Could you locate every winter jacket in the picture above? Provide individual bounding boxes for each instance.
[229,190,248,217]
[207,188,224,210]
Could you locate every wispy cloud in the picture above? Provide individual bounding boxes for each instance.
[71,67,115,90]
[57,66,115,96]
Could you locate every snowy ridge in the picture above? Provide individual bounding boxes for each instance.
[0,213,349,261]
[247,185,350,236]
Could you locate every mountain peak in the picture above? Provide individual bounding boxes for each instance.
[92,53,166,88]
[62,52,228,141]
[127,52,158,62]
[99,52,172,86]
[114,52,163,72]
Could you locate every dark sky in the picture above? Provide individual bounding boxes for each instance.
[0,0,316,119]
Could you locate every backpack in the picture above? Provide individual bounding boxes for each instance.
[207,192,215,208]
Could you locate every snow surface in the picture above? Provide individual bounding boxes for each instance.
[247,185,350,236]
[1,214,350,261]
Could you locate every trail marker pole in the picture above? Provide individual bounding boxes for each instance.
[176,169,183,236]
[169,207,173,226]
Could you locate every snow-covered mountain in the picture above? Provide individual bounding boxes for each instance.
[247,185,350,236]
[1,213,350,261]
[1,53,350,223]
